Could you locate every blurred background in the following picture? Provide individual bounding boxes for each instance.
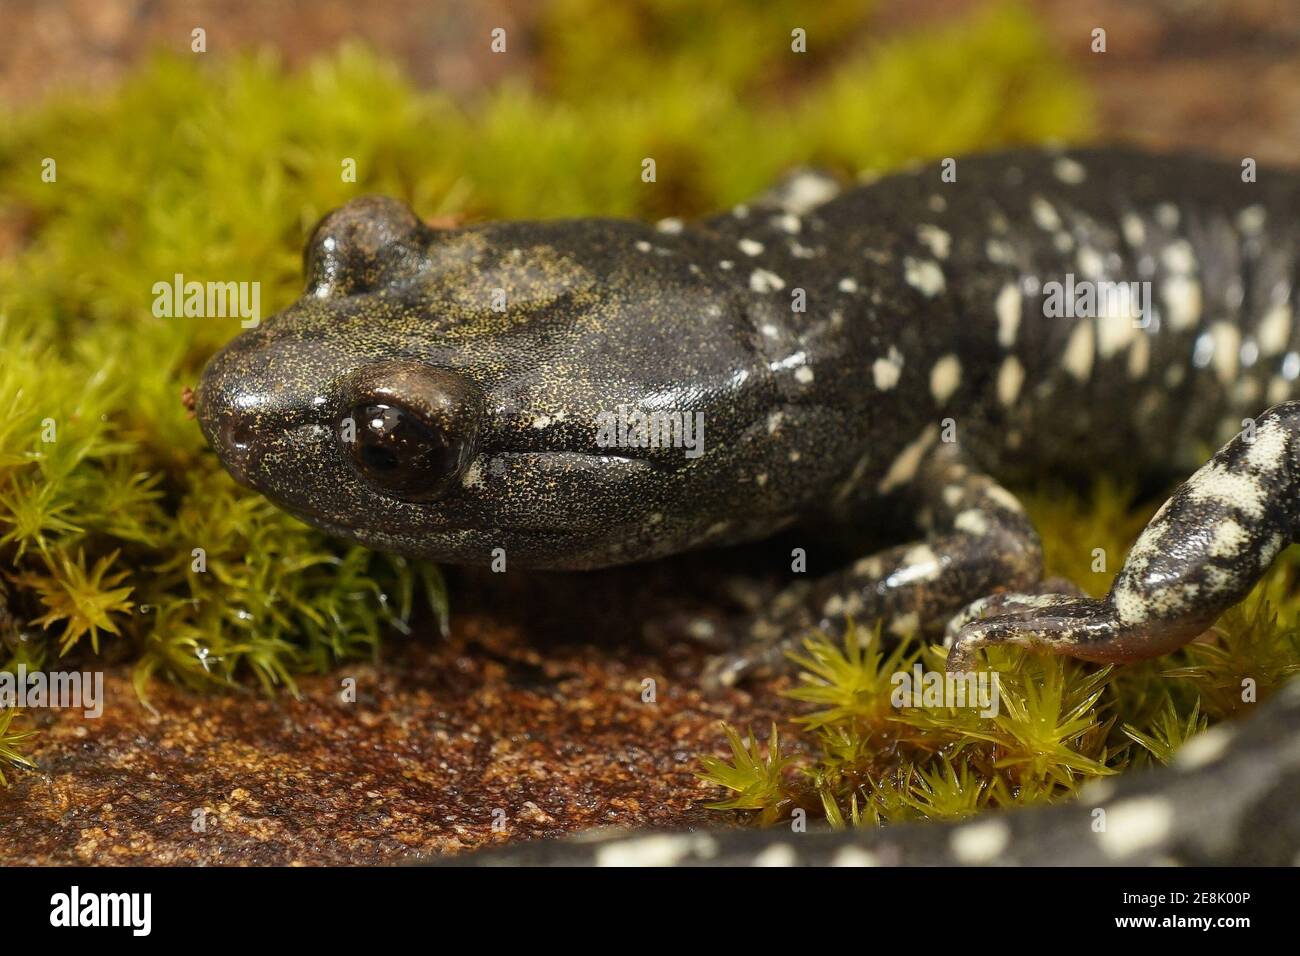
[2,0,1299,162]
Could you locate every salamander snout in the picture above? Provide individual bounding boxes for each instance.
[193,336,276,491]
[197,341,485,507]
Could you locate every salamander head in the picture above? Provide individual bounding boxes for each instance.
[195,196,763,569]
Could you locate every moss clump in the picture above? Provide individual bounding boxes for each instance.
[697,485,1300,828]
[0,708,36,786]
[0,0,1089,783]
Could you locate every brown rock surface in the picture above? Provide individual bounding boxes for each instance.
[0,562,790,864]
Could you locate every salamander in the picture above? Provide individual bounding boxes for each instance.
[195,147,1300,864]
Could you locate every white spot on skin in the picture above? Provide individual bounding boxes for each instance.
[830,845,878,866]
[1174,726,1233,770]
[1207,518,1248,559]
[752,843,798,867]
[1096,797,1174,859]
[781,172,841,214]
[878,425,938,493]
[930,354,962,404]
[986,238,1015,265]
[1186,462,1267,519]
[749,268,785,293]
[1062,321,1095,381]
[1121,212,1146,248]
[1241,340,1259,368]
[942,486,964,508]
[853,556,884,578]
[655,217,683,234]
[1257,303,1292,355]
[1163,276,1202,331]
[738,238,764,257]
[996,283,1021,347]
[719,259,734,270]
[1079,779,1116,804]
[634,240,652,253]
[872,346,904,391]
[1162,239,1197,275]
[838,277,859,293]
[1053,156,1087,185]
[794,365,814,385]
[889,545,943,586]
[984,485,1024,513]
[1029,195,1062,231]
[954,509,991,536]
[772,213,801,234]
[916,224,951,259]
[904,257,945,298]
[1237,205,1266,237]
[996,355,1024,407]
[1097,307,1137,358]
[1209,321,1241,384]
[1077,246,1105,279]
[596,834,718,867]
[950,819,1011,863]
[1127,332,1151,379]
[1244,418,1288,471]
[687,619,716,640]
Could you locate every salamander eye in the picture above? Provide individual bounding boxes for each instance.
[345,402,462,499]
[339,362,482,502]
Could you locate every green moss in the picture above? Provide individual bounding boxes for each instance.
[698,511,1300,829]
[0,0,1088,784]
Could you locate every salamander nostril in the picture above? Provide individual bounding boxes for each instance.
[221,418,256,453]
[215,417,258,486]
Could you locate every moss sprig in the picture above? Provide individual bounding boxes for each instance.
[699,512,1300,829]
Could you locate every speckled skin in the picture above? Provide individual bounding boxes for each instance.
[197,147,1300,671]
[198,146,1300,865]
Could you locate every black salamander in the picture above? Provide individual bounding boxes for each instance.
[196,148,1300,864]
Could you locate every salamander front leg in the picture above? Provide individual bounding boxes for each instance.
[947,403,1300,672]
[702,443,1044,687]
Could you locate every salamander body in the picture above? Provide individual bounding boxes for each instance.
[196,148,1300,864]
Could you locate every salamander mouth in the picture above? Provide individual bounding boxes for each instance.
[281,501,605,539]
[268,443,665,537]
